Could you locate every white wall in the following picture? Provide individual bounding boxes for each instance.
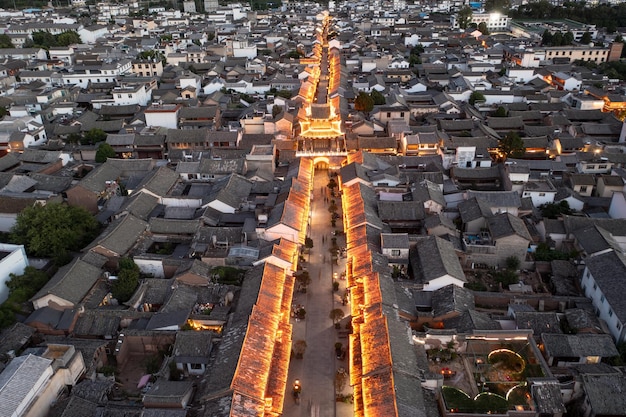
[135,258,165,278]
[522,190,555,207]
[582,268,625,342]
[0,244,28,303]
[609,192,626,219]
[0,213,18,232]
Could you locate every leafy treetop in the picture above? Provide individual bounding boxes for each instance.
[10,203,100,265]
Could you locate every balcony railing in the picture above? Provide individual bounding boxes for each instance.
[463,232,496,254]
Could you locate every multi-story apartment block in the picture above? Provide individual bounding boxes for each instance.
[131,59,163,77]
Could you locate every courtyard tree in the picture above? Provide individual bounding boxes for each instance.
[484,0,510,12]
[580,31,592,44]
[111,257,140,303]
[370,89,386,105]
[57,31,81,46]
[469,91,485,105]
[10,203,100,265]
[82,128,107,145]
[272,105,283,118]
[457,6,473,30]
[0,34,14,48]
[477,22,490,35]
[498,131,525,159]
[96,142,116,163]
[494,106,507,117]
[354,91,374,114]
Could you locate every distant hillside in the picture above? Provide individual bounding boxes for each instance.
[0,0,50,9]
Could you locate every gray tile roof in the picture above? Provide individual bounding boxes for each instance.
[458,197,493,223]
[166,128,208,143]
[431,284,475,317]
[72,310,122,338]
[487,212,532,241]
[411,236,466,286]
[563,308,603,332]
[198,157,246,175]
[120,192,159,220]
[205,173,253,212]
[32,258,102,306]
[531,381,566,414]
[134,165,179,197]
[412,180,445,208]
[543,333,619,359]
[582,374,626,416]
[573,225,614,255]
[516,311,562,336]
[28,173,72,193]
[92,214,147,256]
[377,200,425,222]
[381,233,409,249]
[149,218,200,235]
[75,163,120,193]
[0,323,34,357]
[53,395,98,417]
[585,250,626,322]
[173,331,213,362]
[443,309,501,333]
[143,379,194,403]
[467,190,521,208]
[0,354,53,417]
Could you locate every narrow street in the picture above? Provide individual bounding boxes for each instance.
[283,169,353,417]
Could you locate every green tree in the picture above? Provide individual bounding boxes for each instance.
[457,6,473,30]
[0,34,14,48]
[542,29,553,46]
[354,91,374,113]
[67,132,82,144]
[57,31,81,46]
[498,131,526,159]
[286,50,302,59]
[494,106,507,117]
[477,22,490,35]
[82,128,107,145]
[30,30,57,49]
[505,256,520,271]
[112,258,140,303]
[540,201,572,219]
[10,203,100,264]
[580,31,592,44]
[96,142,116,163]
[563,31,574,45]
[272,105,283,118]
[469,91,485,105]
[370,89,386,105]
[484,0,510,12]
[329,308,344,327]
[136,50,166,66]
[6,267,49,300]
[409,44,424,66]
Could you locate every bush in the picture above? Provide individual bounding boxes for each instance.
[494,269,519,286]
[465,281,487,291]
[97,365,117,377]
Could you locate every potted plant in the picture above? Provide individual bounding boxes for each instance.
[293,340,307,359]
[329,308,344,328]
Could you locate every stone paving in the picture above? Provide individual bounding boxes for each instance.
[283,169,353,417]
